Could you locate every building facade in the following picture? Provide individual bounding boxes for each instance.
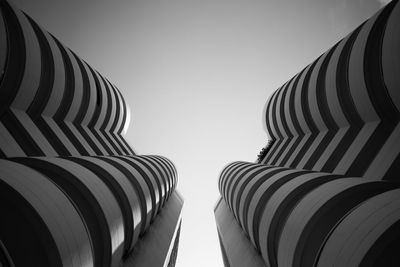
[215,0,400,266]
[0,1,183,266]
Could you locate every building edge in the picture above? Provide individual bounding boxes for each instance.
[123,190,184,267]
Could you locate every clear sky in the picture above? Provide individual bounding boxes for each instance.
[12,0,389,266]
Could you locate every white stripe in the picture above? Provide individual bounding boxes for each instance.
[64,121,95,155]
[10,6,40,111]
[0,122,25,157]
[42,115,80,156]
[364,123,400,180]
[12,108,57,156]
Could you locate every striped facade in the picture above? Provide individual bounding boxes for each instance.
[0,1,183,267]
[215,1,400,266]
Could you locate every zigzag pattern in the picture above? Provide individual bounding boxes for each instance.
[216,1,400,266]
[0,0,134,157]
[0,155,177,267]
[261,0,400,181]
[219,162,400,266]
[0,1,180,266]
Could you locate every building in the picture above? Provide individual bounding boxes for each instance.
[0,1,183,266]
[215,1,400,266]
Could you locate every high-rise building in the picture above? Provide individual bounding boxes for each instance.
[0,1,183,266]
[215,1,400,266]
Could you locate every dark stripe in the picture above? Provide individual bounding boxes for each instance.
[69,54,104,155]
[224,163,249,207]
[382,151,400,181]
[85,65,114,155]
[303,132,335,170]
[345,2,397,177]
[1,110,44,156]
[52,36,74,122]
[0,8,7,87]
[364,1,399,123]
[346,123,394,177]
[234,167,273,222]
[220,162,241,193]
[336,25,364,127]
[34,116,70,155]
[360,220,400,266]
[0,148,6,158]
[25,15,54,117]
[107,83,129,155]
[117,87,127,134]
[242,168,284,235]
[115,156,157,223]
[129,156,164,211]
[98,76,122,154]
[19,17,70,156]
[264,88,284,163]
[289,60,319,167]
[119,134,135,155]
[0,1,26,117]
[279,72,305,166]
[229,164,263,214]
[226,164,257,210]
[316,45,340,132]
[99,156,147,235]
[267,174,341,267]
[301,57,321,134]
[270,81,294,165]
[0,1,25,116]
[10,157,111,267]
[110,131,128,154]
[71,52,90,125]
[148,156,172,198]
[252,170,310,251]
[91,128,113,155]
[0,180,62,267]
[99,77,113,130]
[58,121,89,155]
[262,89,279,163]
[295,182,396,267]
[75,124,103,155]
[288,69,306,136]
[66,157,133,256]
[321,24,364,172]
[108,82,122,133]
[149,156,173,193]
[115,87,136,155]
[87,65,103,129]
[219,163,233,194]
[321,127,360,172]
[303,44,339,170]
[100,128,121,154]
[143,156,169,206]
[153,155,176,194]
[221,162,247,199]
[289,133,316,169]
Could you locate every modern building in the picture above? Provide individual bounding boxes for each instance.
[215,1,400,266]
[0,1,183,266]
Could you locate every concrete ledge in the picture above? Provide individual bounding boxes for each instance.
[124,190,184,267]
[214,197,266,267]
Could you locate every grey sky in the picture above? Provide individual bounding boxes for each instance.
[12,0,387,265]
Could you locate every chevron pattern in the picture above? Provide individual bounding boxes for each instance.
[0,1,181,266]
[219,162,400,266]
[261,0,400,181]
[0,0,134,158]
[216,1,400,266]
